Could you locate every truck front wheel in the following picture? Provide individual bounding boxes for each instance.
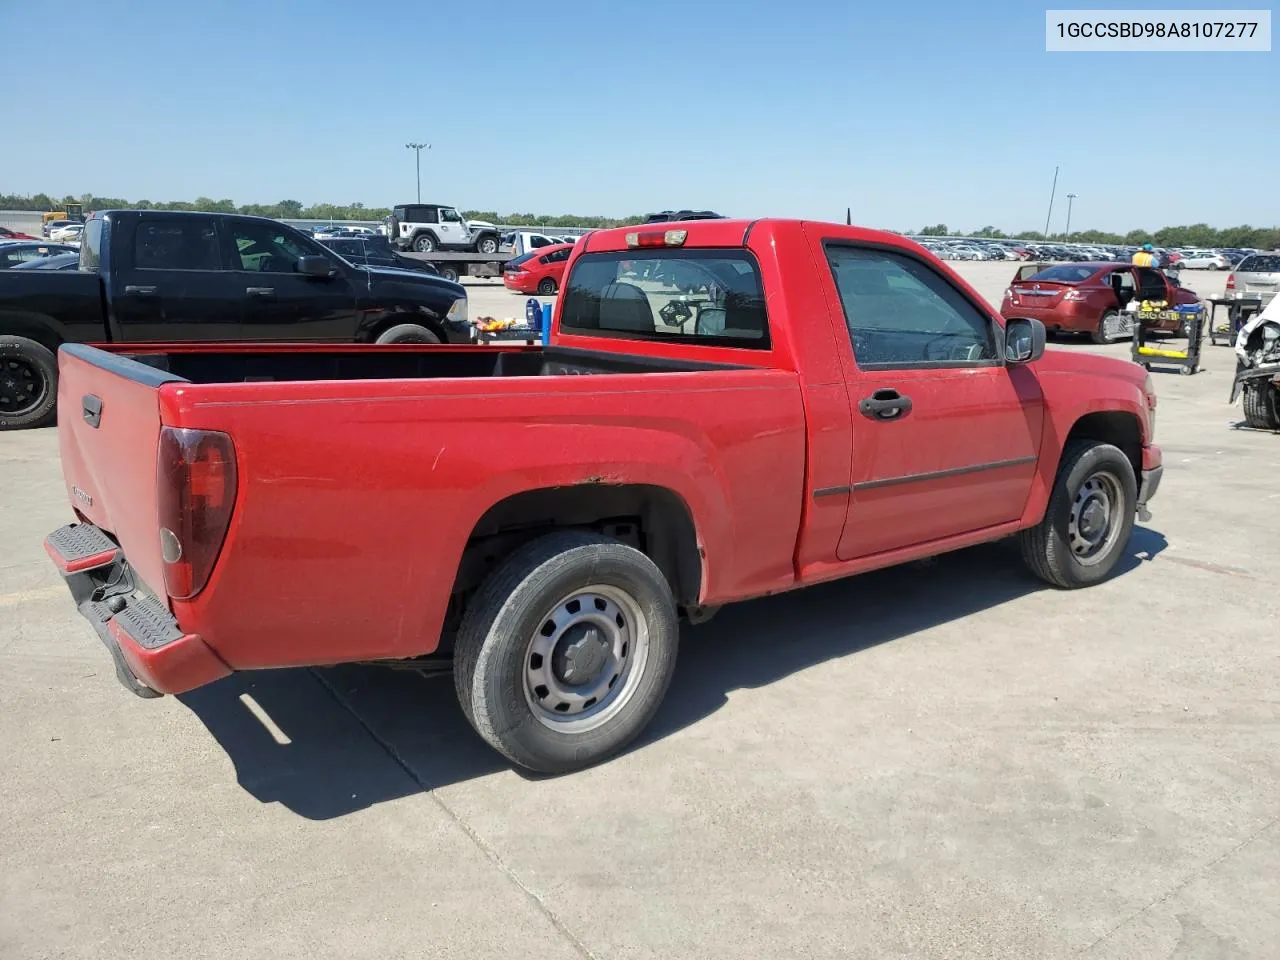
[1020,440,1137,588]
[0,336,58,430]
[476,236,498,255]
[454,531,679,774]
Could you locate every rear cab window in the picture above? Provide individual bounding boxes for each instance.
[80,218,103,271]
[559,249,769,348]
[134,219,222,270]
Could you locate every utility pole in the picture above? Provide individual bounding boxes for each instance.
[1064,193,1078,241]
[405,142,430,203]
[1042,165,1059,240]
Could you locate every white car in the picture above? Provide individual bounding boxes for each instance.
[1177,250,1229,270]
[49,223,83,243]
[501,231,562,256]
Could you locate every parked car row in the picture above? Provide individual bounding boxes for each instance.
[916,236,1266,270]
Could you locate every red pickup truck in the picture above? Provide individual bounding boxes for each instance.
[43,219,1162,774]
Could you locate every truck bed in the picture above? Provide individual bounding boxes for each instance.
[102,342,743,384]
[54,342,806,678]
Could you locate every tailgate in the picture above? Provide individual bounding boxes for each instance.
[56,344,184,595]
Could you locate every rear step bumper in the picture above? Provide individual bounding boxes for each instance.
[44,523,230,697]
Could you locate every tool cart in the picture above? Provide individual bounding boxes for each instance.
[1131,300,1205,375]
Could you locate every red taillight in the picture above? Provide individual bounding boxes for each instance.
[1225,273,1235,290]
[156,427,237,600]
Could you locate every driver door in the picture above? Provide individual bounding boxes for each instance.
[811,236,1044,560]
[437,207,465,249]
[225,218,358,340]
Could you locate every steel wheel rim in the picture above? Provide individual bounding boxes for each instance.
[1068,469,1124,565]
[523,584,650,733]
[0,357,45,416]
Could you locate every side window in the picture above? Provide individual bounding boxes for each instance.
[530,235,551,248]
[538,254,552,265]
[827,245,996,367]
[80,218,102,271]
[135,220,222,271]
[547,248,571,263]
[439,208,462,223]
[230,222,316,273]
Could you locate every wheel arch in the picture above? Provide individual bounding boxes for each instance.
[454,483,703,609]
[0,312,67,354]
[361,311,448,344]
[1064,410,1143,481]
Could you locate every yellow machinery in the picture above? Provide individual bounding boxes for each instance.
[41,203,85,227]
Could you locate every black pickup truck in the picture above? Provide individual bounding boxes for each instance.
[0,210,471,429]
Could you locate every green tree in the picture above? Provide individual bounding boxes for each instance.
[919,223,949,236]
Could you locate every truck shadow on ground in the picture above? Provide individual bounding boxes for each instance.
[180,527,1166,819]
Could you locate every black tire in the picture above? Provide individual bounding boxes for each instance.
[0,336,58,430]
[1091,310,1124,344]
[537,277,558,296]
[476,236,499,255]
[1020,440,1137,589]
[454,531,679,774]
[437,265,460,283]
[1241,382,1280,430]
[413,233,437,253]
[375,323,441,344]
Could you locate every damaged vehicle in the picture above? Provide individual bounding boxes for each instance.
[1231,294,1280,429]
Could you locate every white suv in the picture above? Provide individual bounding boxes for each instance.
[387,204,500,254]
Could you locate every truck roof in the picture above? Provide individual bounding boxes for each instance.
[94,209,293,227]
[581,218,927,256]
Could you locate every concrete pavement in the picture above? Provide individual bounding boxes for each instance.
[1,262,1276,959]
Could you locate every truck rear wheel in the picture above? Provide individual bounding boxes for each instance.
[1020,440,1137,588]
[413,233,437,253]
[537,277,558,295]
[437,265,460,283]
[1241,382,1280,430]
[0,336,58,430]
[454,531,679,774]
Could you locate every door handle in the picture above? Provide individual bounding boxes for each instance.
[123,284,157,296]
[245,286,275,297]
[858,389,912,420]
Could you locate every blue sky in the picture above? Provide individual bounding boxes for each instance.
[3,0,1276,231]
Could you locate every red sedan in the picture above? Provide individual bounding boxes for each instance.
[1000,261,1198,343]
[503,243,573,295]
[0,226,39,241]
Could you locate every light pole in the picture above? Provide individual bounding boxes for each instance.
[1042,165,1059,241]
[1064,193,1078,241]
[405,142,430,203]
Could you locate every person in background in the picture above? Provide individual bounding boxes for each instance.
[1132,243,1158,268]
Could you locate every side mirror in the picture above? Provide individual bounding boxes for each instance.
[1005,317,1046,364]
[297,255,334,278]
